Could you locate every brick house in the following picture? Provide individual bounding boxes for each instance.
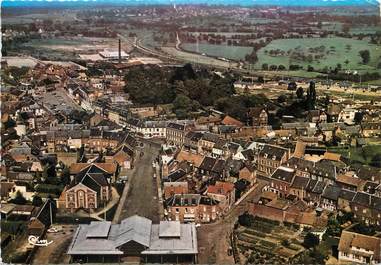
[257,145,290,176]
[206,181,236,211]
[165,194,219,223]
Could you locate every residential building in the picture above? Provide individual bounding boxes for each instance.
[338,230,381,264]
[206,181,235,210]
[165,194,219,223]
[257,145,290,176]
[248,107,268,127]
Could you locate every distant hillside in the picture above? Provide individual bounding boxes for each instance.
[2,0,380,8]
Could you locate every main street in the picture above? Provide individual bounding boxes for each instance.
[114,139,161,224]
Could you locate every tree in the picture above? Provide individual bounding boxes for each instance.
[325,215,341,237]
[235,179,249,199]
[303,232,320,249]
[238,212,254,227]
[3,117,16,129]
[61,166,71,186]
[11,191,27,205]
[296,87,304,99]
[172,94,197,119]
[359,50,370,64]
[277,94,287,103]
[309,248,326,264]
[370,154,381,168]
[32,195,43,207]
[257,76,264,83]
[262,63,269,70]
[306,81,317,110]
[307,65,314,72]
[354,112,364,125]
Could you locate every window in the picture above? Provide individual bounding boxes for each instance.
[176,208,179,213]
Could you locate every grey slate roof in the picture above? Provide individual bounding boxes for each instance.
[291,176,310,189]
[322,185,342,201]
[259,145,289,161]
[270,167,295,183]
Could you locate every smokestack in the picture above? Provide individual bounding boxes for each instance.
[118,38,121,63]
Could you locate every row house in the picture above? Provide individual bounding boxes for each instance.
[320,184,342,211]
[136,121,167,139]
[198,132,221,155]
[350,192,381,225]
[239,165,256,184]
[257,144,290,176]
[198,157,227,180]
[283,157,337,184]
[305,179,326,205]
[166,122,188,147]
[336,174,363,191]
[289,176,310,200]
[267,166,296,198]
[184,131,204,153]
[165,194,220,223]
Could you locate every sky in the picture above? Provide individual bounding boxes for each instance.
[1,0,380,8]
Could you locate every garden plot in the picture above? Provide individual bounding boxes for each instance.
[234,218,305,264]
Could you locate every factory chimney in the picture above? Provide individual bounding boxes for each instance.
[118,38,121,63]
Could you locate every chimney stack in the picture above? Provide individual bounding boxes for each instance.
[118,38,121,63]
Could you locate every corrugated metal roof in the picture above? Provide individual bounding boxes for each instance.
[86,221,111,238]
[159,221,181,238]
[142,223,198,255]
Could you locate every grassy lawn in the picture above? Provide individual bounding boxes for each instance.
[328,145,381,164]
[22,38,88,47]
[181,43,253,60]
[254,37,381,72]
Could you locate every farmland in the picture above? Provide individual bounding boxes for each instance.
[181,43,253,60]
[253,37,381,73]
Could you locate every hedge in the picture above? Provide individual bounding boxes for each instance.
[1,221,27,235]
[35,184,63,195]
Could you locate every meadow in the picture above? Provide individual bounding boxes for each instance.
[254,37,381,72]
[181,43,253,60]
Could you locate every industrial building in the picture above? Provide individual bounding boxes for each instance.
[67,215,198,263]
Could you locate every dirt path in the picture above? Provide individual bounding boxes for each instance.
[197,180,268,264]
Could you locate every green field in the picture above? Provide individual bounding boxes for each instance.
[181,43,253,60]
[328,145,381,165]
[254,37,381,72]
[23,38,87,47]
[350,26,381,34]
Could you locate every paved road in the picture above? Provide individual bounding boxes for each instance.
[117,141,161,224]
[197,179,268,264]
